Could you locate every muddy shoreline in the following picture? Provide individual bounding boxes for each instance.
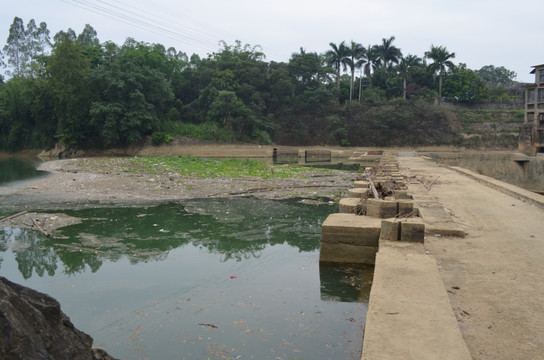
[0,156,356,213]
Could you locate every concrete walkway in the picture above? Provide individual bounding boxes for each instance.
[362,241,472,360]
[393,156,544,360]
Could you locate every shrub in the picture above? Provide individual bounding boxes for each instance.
[151,132,173,146]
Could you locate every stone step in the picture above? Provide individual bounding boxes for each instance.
[348,187,368,198]
[338,197,360,213]
[354,180,370,188]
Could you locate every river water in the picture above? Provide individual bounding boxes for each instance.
[0,199,371,360]
[0,157,48,186]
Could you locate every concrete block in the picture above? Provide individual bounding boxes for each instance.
[305,149,331,162]
[380,219,400,241]
[354,180,370,188]
[400,219,425,243]
[366,199,398,218]
[320,213,381,265]
[321,213,381,247]
[347,187,368,198]
[398,200,414,217]
[319,242,377,264]
[393,190,413,199]
[374,177,390,184]
[338,198,361,213]
[272,148,299,164]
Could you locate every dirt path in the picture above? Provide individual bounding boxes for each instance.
[398,156,544,360]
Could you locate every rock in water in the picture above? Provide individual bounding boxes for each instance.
[0,276,117,360]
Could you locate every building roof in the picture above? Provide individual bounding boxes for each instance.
[530,64,544,74]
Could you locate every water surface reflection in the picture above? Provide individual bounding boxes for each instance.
[0,157,47,185]
[0,198,370,360]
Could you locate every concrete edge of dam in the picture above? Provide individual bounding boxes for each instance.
[448,165,544,210]
[361,241,472,360]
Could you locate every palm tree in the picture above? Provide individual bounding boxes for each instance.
[344,41,366,102]
[425,45,456,102]
[397,54,422,99]
[325,41,348,89]
[377,36,402,71]
[364,45,381,78]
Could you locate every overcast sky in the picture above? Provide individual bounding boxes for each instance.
[1,0,542,82]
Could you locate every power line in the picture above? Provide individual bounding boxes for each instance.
[121,0,237,42]
[60,0,225,52]
[62,0,216,50]
[93,0,218,45]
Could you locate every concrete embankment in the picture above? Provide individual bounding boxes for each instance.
[322,152,544,360]
[394,156,544,360]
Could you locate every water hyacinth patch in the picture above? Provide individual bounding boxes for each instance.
[125,156,334,179]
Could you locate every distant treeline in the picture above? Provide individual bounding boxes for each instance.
[0,17,521,151]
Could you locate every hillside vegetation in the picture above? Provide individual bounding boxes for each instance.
[451,108,524,149]
[0,18,524,152]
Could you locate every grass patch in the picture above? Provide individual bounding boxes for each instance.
[126,156,334,178]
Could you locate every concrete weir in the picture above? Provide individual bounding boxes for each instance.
[320,154,472,360]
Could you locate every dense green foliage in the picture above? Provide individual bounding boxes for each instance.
[0,17,522,151]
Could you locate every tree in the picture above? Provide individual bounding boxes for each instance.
[35,21,52,56]
[207,90,248,135]
[166,47,188,62]
[325,41,348,90]
[48,34,92,146]
[3,17,26,77]
[397,54,422,99]
[53,28,76,43]
[24,20,51,77]
[0,77,34,150]
[443,65,488,104]
[24,19,38,58]
[288,48,328,93]
[344,41,366,103]
[476,65,517,87]
[377,36,402,71]
[370,67,402,99]
[77,24,99,47]
[364,45,381,78]
[88,40,174,146]
[425,45,455,102]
